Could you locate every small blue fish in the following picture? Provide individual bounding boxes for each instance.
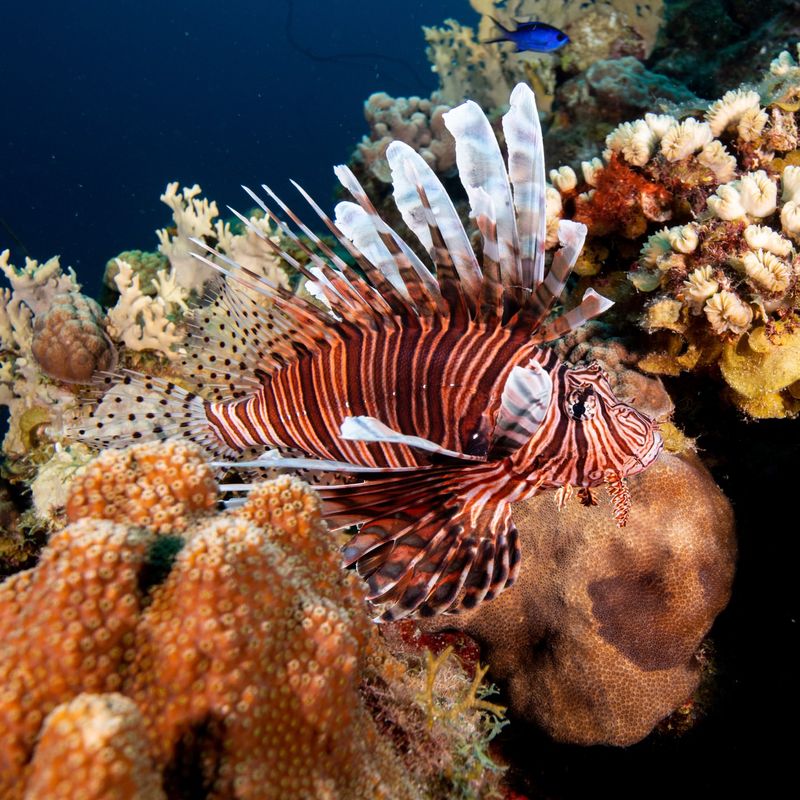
[485,17,570,53]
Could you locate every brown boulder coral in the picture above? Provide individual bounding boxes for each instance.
[422,450,736,746]
[31,291,116,384]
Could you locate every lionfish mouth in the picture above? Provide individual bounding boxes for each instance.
[620,427,664,478]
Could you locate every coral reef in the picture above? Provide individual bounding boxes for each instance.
[648,0,800,99]
[356,93,455,184]
[422,450,736,746]
[64,439,218,534]
[0,441,507,799]
[24,693,166,800]
[103,249,170,298]
[470,1,664,63]
[105,255,189,360]
[545,59,704,166]
[0,180,296,481]
[424,18,553,111]
[543,44,800,417]
[0,251,80,462]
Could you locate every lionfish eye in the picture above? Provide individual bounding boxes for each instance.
[567,386,596,420]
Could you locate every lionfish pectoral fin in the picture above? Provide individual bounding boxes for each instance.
[339,416,486,461]
[67,371,237,460]
[318,465,520,621]
[491,362,553,456]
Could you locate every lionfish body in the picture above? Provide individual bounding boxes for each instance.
[79,84,662,620]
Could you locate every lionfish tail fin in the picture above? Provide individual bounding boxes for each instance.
[318,463,520,621]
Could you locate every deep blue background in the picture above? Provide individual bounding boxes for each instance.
[1,0,477,297]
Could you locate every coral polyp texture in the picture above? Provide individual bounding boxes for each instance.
[64,439,219,534]
[0,441,506,799]
[422,450,736,746]
[24,693,166,800]
[543,44,800,417]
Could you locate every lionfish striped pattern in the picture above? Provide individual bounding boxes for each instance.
[76,84,662,621]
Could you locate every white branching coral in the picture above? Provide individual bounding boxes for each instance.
[156,182,222,294]
[666,225,699,254]
[0,251,79,458]
[770,48,797,77]
[705,89,762,137]
[744,225,792,257]
[604,119,658,167]
[707,183,747,220]
[780,166,800,237]
[737,106,769,142]
[660,118,713,161]
[545,186,563,248]
[738,171,778,218]
[639,228,673,269]
[704,291,753,335]
[707,172,777,221]
[106,259,184,358]
[696,141,737,183]
[643,113,677,140]
[581,158,604,187]
[781,165,800,203]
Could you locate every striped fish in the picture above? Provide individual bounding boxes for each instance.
[75,84,662,621]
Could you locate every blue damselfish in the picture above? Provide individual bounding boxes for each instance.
[485,17,569,53]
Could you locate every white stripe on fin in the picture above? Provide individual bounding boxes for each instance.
[212,453,429,474]
[334,164,440,299]
[340,416,486,461]
[492,363,553,455]
[333,201,409,298]
[444,99,522,291]
[503,83,547,288]
[532,288,615,344]
[387,141,482,299]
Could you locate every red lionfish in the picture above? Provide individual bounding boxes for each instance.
[77,84,662,621]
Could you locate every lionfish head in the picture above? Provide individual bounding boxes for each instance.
[555,361,662,485]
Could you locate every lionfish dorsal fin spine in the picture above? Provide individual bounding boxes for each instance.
[443,98,523,300]
[334,164,441,315]
[387,140,483,302]
[532,287,615,344]
[503,82,547,288]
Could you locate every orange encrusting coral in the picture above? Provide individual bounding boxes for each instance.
[65,439,218,534]
[128,515,388,798]
[0,441,415,799]
[0,520,151,798]
[24,693,166,800]
[573,153,673,238]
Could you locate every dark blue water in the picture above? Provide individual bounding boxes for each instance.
[1,0,476,297]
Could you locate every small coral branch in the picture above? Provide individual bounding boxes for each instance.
[417,645,506,729]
